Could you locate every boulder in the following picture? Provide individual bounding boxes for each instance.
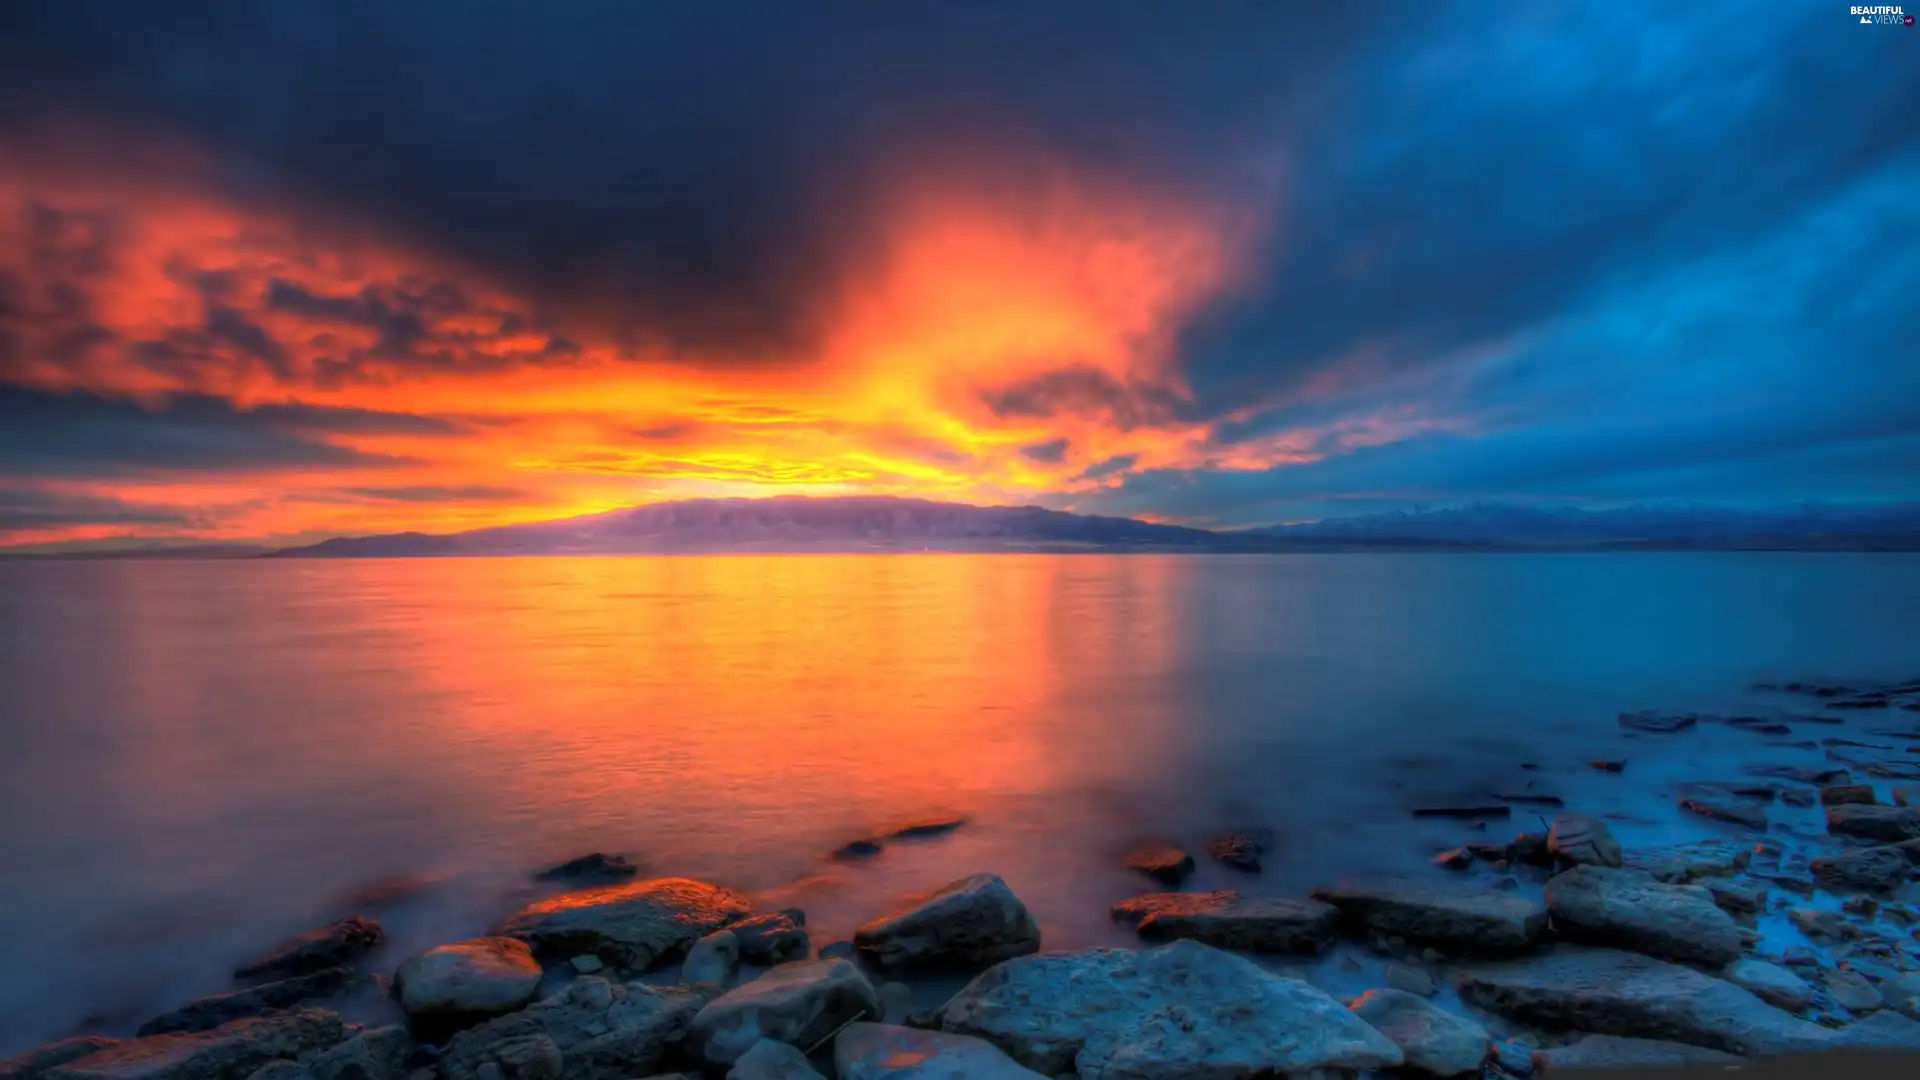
[1704,878,1766,915]
[1348,988,1491,1077]
[534,853,638,882]
[852,874,1040,971]
[0,1039,122,1080]
[1544,865,1744,966]
[234,917,385,980]
[1821,785,1878,807]
[442,977,713,1080]
[1812,847,1914,894]
[44,1010,350,1080]
[394,937,542,1025]
[492,877,750,970]
[137,968,353,1036]
[939,940,1403,1077]
[1828,804,1920,842]
[1109,891,1338,954]
[727,1040,824,1080]
[1308,877,1546,952]
[1724,959,1815,1011]
[686,959,880,1069]
[1123,843,1196,886]
[730,912,810,966]
[1544,815,1621,869]
[1530,1035,1743,1073]
[1455,946,1833,1057]
[833,1023,1046,1080]
[1622,840,1755,882]
[681,931,740,986]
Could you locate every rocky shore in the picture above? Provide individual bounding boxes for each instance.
[7,678,1920,1080]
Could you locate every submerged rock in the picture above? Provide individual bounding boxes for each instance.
[832,840,884,861]
[833,1023,1045,1080]
[1788,907,1861,944]
[686,959,879,1069]
[939,940,1403,1077]
[1544,865,1744,967]
[1828,804,1920,842]
[492,876,751,970]
[1545,815,1622,869]
[1309,876,1546,952]
[1207,830,1273,872]
[1619,711,1700,733]
[730,911,810,966]
[853,874,1040,971]
[1622,839,1755,883]
[233,917,385,981]
[1589,759,1627,773]
[886,818,967,841]
[137,967,353,1036]
[394,937,542,1026]
[534,853,639,882]
[1679,789,1768,830]
[1123,842,1196,886]
[1110,891,1339,954]
[1724,958,1816,1011]
[442,976,713,1080]
[44,1009,350,1080]
[1704,878,1767,915]
[1349,988,1492,1077]
[1822,785,1879,807]
[1530,1035,1743,1073]
[1457,947,1833,1057]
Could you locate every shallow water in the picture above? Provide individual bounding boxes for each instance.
[1,552,1918,1051]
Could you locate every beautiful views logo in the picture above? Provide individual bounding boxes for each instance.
[1851,4,1912,23]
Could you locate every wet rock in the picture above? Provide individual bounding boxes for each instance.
[1310,877,1546,952]
[1456,946,1833,1057]
[1589,759,1626,773]
[1782,790,1818,808]
[1350,988,1491,1077]
[1619,711,1700,733]
[137,967,353,1036]
[730,911,810,966]
[1488,792,1565,808]
[1705,878,1767,915]
[1831,1009,1920,1050]
[1882,974,1920,1018]
[727,1040,824,1080]
[1530,1035,1744,1073]
[833,1023,1045,1080]
[1386,963,1438,996]
[568,955,602,975]
[1679,789,1768,830]
[1724,958,1816,1011]
[1623,839,1756,883]
[1827,969,1885,1013]
[1506,833,1553,867]
[234,917,385,981]
[853,874,1040,971]
[681,930,740,986]
[1110,890,1338,954]
[492,877,751,970]
[534,853,638,883]
[832,840,883,861]
[393,938,542,1026]
[44,1009,350,1080]
[302,1027,411,1080]
[1828,804,1920,842]
[1545,815,1622,869]
[1890,785,1920,807]
[1745,764,1851,786]
[1123,842,1196,886]
[1789,908,1861,944]
[1492,1041,1536,1077]
[687,959,879,1069]
[1812,847,1914,894]
[886,818,967,841]
[1545,866,1744,966]
[0,1039,121,1080]
[442,977,713,1080]
[1432,847,1474,870]
[1822,786,1879,806]
[938,939,1403,1076]
[875,982,913,1024]
[1207,829,1273,871]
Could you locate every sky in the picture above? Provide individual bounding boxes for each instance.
[0,0,1915,549]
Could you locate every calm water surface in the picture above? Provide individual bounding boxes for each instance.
[2,552,1918,1050]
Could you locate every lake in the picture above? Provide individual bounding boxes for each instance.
[2,552,1918,1052]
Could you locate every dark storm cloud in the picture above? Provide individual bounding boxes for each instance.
[0,487,196,533]
[0,385,443,476]
[1020,438,1070,464]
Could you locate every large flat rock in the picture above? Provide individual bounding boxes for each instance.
[687,959,880,1069]
[1544,865,1744,966]
[939,939,1404,1078]
[493,876,751,970]
[1621,839,1755,883]
[136,969,352,1036]
[1828,804,1920,842]
[1110,891,1338,954]
[0,1040,121,1080]
[1309,877,1546,952]
[833,1023,1046,1080]
[442,976,714,1080]
[853,874,1040,972]
[1531,1035,1744,1073]
[43,1010,349,1080]
[1455,947,1833,1058]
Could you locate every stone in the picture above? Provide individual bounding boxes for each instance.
[1724,958,1816,1011]
[44,1010,350,1080]
[1827,968,1885,1013]
[1492,1041,1534,1077]
[1812,847,1914,894]
[233,917,385,980]
[1432,848,1473,870]
[1386,963,1437,996]
[1530,1035,1743,1073]
[886,818,967,841]
[1455,946,1834,1057]
[1790,908,1863,944]
[137,968,353,1036]
[492,877,750,970]
[1309,876,1546,952]
[1619,711,1699,733]
[1782,789,1817,807]
[1544,865,1745,966]
[1349,988,1491,1077]
[1895,785,1920,807]
[1705,878,1767,915]
[1822,785,1878,806]
[833,1023,1047,1080]
[442,977,713,1080]
[534,853,638,882]
[681,930,740,986]
[686,959,879,1069]
[1829,804,1920,842]
[1622,839,1756,882]
[853,874,1040,971]
[0,1040,121,1080]
[1109,891,1338,954]
[303,1027,411,1080]
[1679,789,1768,830]
[1745,763,1852,785]
[569,955,603,974]
[730,911,810,966]
[938,940,1403,1076]
[1123,842,1196,886]
[1208,830,1272,871]
[1589,759,1626,773]
[727,1040,824,1080]
[394,937,542,1025]
[875,982,913,1024]
[1831,1010,1920,1050]
[1545,815,1622,869]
